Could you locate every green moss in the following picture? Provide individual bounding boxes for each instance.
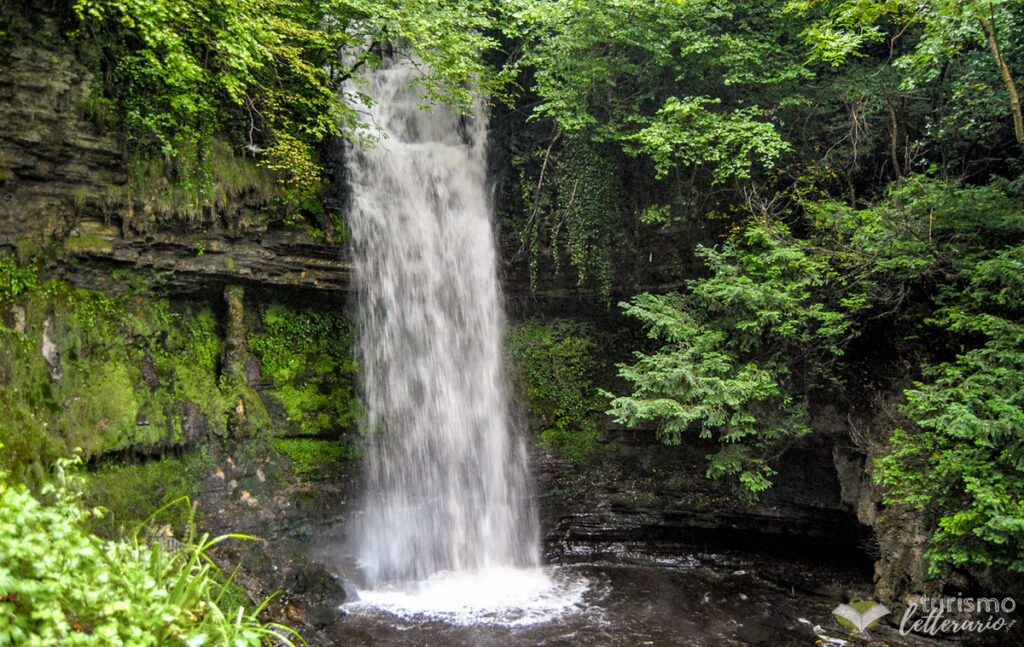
[537,426,602,465]
[506,319,610,465]
[0,276,66,482]
[1,262,357,485]
[247,304,360,436]
[48,288,184,453]
[0,389,62,485]
[273,438,357,480]
[148,305,232,437]
[0,273,259,481]
[64,233,113,253]
[62,360,141,454]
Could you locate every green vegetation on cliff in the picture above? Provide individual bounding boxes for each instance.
[499,0,807,295]
[53,0,499,218]
[273,437,356,480]
[0,261,358,486]
[608,178,1024,516]
[878,237,1024,575]
[1,269,231,481]
[248,304,359,437]
[507,320,609,464]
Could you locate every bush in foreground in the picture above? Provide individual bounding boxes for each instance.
[0,460,303,647]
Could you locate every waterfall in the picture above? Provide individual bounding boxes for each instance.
[345,59,540,589]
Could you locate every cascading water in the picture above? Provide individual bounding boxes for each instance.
[344,58,552,613]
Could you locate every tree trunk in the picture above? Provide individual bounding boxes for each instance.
[978,13,1024,150]
[885,94,902,177]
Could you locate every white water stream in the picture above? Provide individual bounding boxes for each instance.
[344,59,581,623]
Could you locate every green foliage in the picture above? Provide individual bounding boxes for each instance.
[626,97,791,182]
[507,320,607,464]
[346,0,499,109]
[71,0,331,204]
[877,242,1024,575]
[789,0,1024,149]
[502,0,806,146]
[0,256,38,308]
[557,137,626,295]
[0,462,304,646]
[606,225,859,495]
[501,0,809,294]
[273,438,356,480]
[609,175,1024,501]
[247,305,359,436]
[790,0,1015,75]
[516,135,628,296]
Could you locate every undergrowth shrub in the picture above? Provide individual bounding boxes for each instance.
[0,458,304,646]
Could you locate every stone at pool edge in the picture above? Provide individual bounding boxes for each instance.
[284,562,354,628]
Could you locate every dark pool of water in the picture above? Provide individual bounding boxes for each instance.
[325,548,945,646]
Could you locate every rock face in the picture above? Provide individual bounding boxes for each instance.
[0,24,122,255]
[533,430,872,572]
[59,218,351,293]
[0,15,350,292]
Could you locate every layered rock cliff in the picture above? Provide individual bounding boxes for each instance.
[1,14,349,293]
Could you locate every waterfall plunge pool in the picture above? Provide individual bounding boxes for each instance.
[328,547,939,647]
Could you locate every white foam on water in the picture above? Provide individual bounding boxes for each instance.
[346,567,591,627]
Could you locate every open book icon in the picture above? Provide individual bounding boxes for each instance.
[832,602,891,632]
